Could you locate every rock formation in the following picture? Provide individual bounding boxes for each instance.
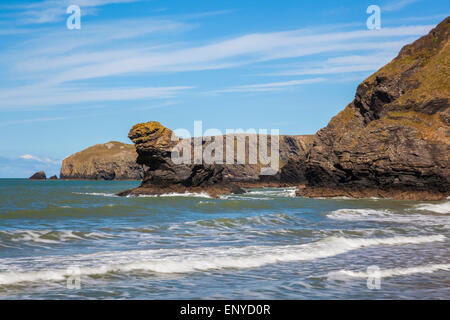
[49,175,58,180]
[60,141,145,180]
[117,122,243,197]
[59,135,312,184]
[117,122,313,197]
[295,17,450,200]
[29,171,46,180]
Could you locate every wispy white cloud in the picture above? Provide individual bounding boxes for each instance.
[3,0,143,24]
[21,25,432,86]
[0,155,62,177]
[20,154,61,165]
[0,115,92,127]
[0,86,193,109]
[383,0,422,12]
[268,51,398,76]
[0,9,433,110]
[212,78,326,94]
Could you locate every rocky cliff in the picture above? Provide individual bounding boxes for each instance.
[295,17,450,200]
[117,121,313,197]
[59,135,312,183]
[60,141,145,180]
[117,122,244,197]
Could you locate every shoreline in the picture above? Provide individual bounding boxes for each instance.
[9,177,448,201]
[116,180,449,201]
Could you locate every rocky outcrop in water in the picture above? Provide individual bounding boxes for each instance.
[117,122,244,197]
[49,175,58,180]
[295,17,450,200]
[29,171,46,180]
[117,122,313,197]
[60,135,312,184]
[60,141,145,180]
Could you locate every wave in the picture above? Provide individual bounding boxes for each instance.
[414,201,450,214]
[74,191,213,199]
[0,230,113,245]
[327,208,450,227]
[219,195,272,200]
[74,192,118,197]
[327,263,450,280]
[219,188,297,200]
[246,188,297,198]
[134,192,212,199]
[189,213,294,229]
[0,234,444,286]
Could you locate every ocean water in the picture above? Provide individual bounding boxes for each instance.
[0,179,448,300]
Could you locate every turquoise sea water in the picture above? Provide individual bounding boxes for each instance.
[0,179,449,299]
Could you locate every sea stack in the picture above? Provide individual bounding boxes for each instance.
[295,17,450,200]
[29,171,46,180]
[117,121,246,197]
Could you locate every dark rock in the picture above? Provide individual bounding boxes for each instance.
[118,122,246,197]
[297,17,450,200]
[117,121,317,196]
[29,171,46,180]
[49,175,58,180]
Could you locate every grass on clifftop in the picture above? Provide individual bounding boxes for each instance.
[65,141,136,162]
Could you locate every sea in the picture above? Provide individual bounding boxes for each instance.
[0,179,448,299]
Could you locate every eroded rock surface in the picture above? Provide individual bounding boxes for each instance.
[118,122,314,197]
[296,17,450,200]
[60,141,145,180]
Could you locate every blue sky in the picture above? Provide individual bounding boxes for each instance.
[0,0,448,177]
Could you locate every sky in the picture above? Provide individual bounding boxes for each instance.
[0,0,448,178]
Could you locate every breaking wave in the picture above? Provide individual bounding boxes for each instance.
[327,208,450,227]
[74,192,118,197]
[246,188,297,198]
[0,230,113,245]
[0,234,444,286]
[134,192,212,199]
[327,263,450,280]
[189,213,294,229]
[414,201,450,214]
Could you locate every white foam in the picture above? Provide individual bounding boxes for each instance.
[198,201,214,205]
[134,192,212,199]
[247,188,297,198]
[219,195,271,200]
[74,192,117,197]
[328,263,450,280]
[190,213,292,229]
[0,234,444,286]
[327,208,450,227]
[1,230,112,244]
[414,202,450,214]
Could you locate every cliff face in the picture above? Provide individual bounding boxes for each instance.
[118,121,314,197]
[118,122,244,197]
[60,141,145,180]
[221,134,313,183]
[298,17,450,199]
